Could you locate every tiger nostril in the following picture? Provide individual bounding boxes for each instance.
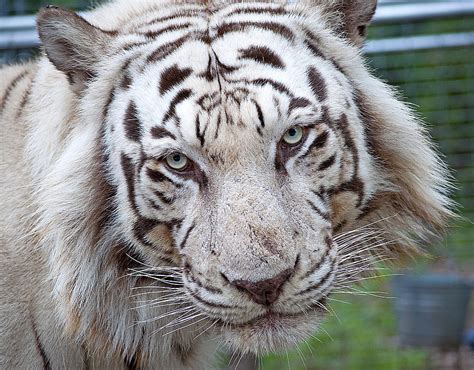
[228,268,293,306]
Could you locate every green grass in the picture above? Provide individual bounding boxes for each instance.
[259,277,429,370]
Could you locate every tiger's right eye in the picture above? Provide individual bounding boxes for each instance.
[165,152,189,171]
[282,126,304,145]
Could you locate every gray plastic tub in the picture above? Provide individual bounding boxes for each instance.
[392,274,472,348]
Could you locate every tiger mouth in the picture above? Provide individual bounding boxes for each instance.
[215,297,327,329]
[234,311,304,328]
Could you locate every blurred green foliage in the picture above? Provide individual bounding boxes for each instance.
[261,278,429,370]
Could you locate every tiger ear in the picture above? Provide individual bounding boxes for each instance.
[37,6,115,91]
[317,0,378,46]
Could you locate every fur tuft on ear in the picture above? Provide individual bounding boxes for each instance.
[308,0,378,46]
[36,6,115,90]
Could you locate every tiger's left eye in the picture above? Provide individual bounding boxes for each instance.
[282,126,304,145]
[165,152,189,171]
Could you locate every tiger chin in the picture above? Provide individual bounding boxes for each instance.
[0,0,452,369]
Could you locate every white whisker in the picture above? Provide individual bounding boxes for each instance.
[162,315,208,336]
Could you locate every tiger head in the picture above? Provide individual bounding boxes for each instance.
[35,0,452,358]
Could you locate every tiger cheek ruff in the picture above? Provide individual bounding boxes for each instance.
[0,0,452,369]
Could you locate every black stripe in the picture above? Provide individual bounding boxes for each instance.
[196,91,220,109]
[147,167,168,183]
[214,110,222,139]
[189,290,233,309]
[311,189,327,203]
[239,46,285,69]
[303,30,327,59]
[199,54,215,81]
[146,35,190,64]
[111,243,147,273]
[195,115,205,146]
[154,190,173,205]
[180,223,195,249]
[121,153,139,212]
[307,66,327,101]
[103,87,116,120]
[300,131,329,159]
[214,52,238,74]
[296,262,335,296]
[197,280,223,295]
[145,196,162,211]
[119,57,134,90]
[133,217,160,246]
[146,166,182,188]
[318,154,337,171]
[163,89,193,123]
[31,316,51,370]
[146,32,210,65]
[302,245,331,280]
[150,126,176,140]
[125,328,145,370]
[145,10,205,26]
[144,22,192,39]
[16,81,32,118]
[124,102,142,142]
[357,196,380,220]
[304,39,326,59]
[125,356,139,370]
[122,155,171,251]
[334,113,364,206]
[0,70,29,113]
[166,218,184,232]
[312,131,329,149]
[337,114,359,172]
[304,29,346,77]
[288,97,311,114]
[122,41,149,51]
[228,78,292,96]
[307,199,330,221]
[159,64,192,95]
[334,178,365,208]
[133,220,180,259]
[217,21,295,43]
[120,73,132,90]
[226,6,287,17]
[254,101,265,128]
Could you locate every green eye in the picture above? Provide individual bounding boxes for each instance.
[283,126,304,145]
[165,152,189,171]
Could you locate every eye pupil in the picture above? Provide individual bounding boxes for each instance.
[282,126,304,145]
[165,152,189,171]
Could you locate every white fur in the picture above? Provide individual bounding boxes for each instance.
[1,1,452,368]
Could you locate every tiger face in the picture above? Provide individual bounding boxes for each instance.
[117,47,350,352]
[36,0,451,358]
[103,3,377,353]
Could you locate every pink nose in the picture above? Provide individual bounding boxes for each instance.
[229,268,293,306]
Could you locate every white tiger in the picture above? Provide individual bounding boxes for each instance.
[0,0,452,368]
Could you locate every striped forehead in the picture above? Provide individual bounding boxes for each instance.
[109,2,353,156]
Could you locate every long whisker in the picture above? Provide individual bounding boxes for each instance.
[193,319,219,340]
[162,314,209,336]
[135,305,197,325]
